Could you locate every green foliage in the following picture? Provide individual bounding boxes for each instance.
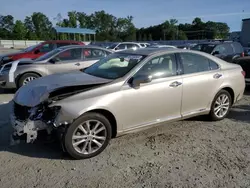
[0,12,230,41]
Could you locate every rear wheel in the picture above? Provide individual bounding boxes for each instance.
[209,89,232,121]
[64,112,112,160]
[18,73,40,88]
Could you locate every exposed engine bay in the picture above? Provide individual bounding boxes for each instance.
[10,83,105,144]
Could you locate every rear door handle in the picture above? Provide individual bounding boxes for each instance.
[169,81,182,87]
[213,73,222,79]
[75,63,80,66]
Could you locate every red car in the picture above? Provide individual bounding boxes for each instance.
[0,40,84,65]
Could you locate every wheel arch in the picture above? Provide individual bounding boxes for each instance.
[83,109,117,138]
[15,71,42,87]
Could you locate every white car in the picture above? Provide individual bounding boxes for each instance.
[107,42,143,52]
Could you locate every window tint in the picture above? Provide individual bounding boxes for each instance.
[127,44,139,49]
[135,53,177,79]
[39,43,55,53]
[56,43,71,48]
[54,48,82,62]
[232,42,243,53]
[179,53,210,74]
[209,60,219,70]
[117,44,126,50]
[213,44,227,54]
[83,49,108,59]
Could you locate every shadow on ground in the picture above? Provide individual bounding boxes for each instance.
[0,88,16,94]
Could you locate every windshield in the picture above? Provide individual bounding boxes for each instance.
[22,44,41,52]
[83,53,146,79]
[107,43,118,49]
[191,44,216,53]
[36,48,63,61]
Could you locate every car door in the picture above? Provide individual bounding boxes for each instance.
[81,48,110,69]
[177,52,223,117]
[46,48,83,75]
[120,53,183,130]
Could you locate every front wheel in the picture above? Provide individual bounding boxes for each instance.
[63,112,112,160]
[209,89,232,121]
[18,73,40,88]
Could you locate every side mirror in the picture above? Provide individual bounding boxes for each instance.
[34,49,40,54]
[129,75,152,88]
[48,58,56,64]
[114,47,119,51]
[212,51,220,55]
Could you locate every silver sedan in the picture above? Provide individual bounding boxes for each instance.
[10,48,245,159]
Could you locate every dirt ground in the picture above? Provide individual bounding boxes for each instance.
[0,89,249,188]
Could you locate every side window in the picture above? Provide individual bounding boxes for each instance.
[179,53,210,74]
[213,45,226,54]
[83,49,107,59]
[223,43,234,55]
[126,44,134,49]
[39,43,55,53]
[56,43,70,48]
[117,44,126,50]
[232,43,243,53]
[54,48,82,62]
[209,60,219,70]
[135,53,177,80]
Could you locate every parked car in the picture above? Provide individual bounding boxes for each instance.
[234,56,250,85]
[0,45,112,89]
[10,48,245,159]
[191,41,244,63]
[107,42,143,52]
[177,43,197,50]
[0,40,84,66]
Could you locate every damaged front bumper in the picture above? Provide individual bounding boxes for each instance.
[10,101,62,144]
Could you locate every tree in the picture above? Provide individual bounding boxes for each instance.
[0,15,14,39]
[13,20,26,39]
[31,12,54,40]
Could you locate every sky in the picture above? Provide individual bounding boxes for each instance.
[0,0,250,32]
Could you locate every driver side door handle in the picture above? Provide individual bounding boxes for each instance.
[169,81,182,87]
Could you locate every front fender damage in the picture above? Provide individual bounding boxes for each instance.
[10,83,106,145]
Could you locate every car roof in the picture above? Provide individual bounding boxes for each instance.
[116,48,185,56]
[57,45,112,51]
[43,40,82,43]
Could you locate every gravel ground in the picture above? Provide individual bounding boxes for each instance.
[0,89,249,188]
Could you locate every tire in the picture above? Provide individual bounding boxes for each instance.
[209,89,232,121]
[18,72,40,88]
[64,112,112,160]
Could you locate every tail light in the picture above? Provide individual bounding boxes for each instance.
[241,52,245,57]
[241,70,246,77]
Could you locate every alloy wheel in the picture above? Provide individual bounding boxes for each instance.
[213,94,230,118]
[23,76,36,85]
[72,120,107,154]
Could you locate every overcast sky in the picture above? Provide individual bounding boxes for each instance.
[1,0,250,31]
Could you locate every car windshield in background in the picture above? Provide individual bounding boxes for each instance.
[83,53,146,79]
[191,44,216,53]
[35,48,63,61]
[22,44,40,52]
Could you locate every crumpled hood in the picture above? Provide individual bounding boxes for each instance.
[14,71,112,107]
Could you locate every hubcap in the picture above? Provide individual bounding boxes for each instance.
[72,120,107,155]
[23,76,36,85]
[214,94,230,118]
